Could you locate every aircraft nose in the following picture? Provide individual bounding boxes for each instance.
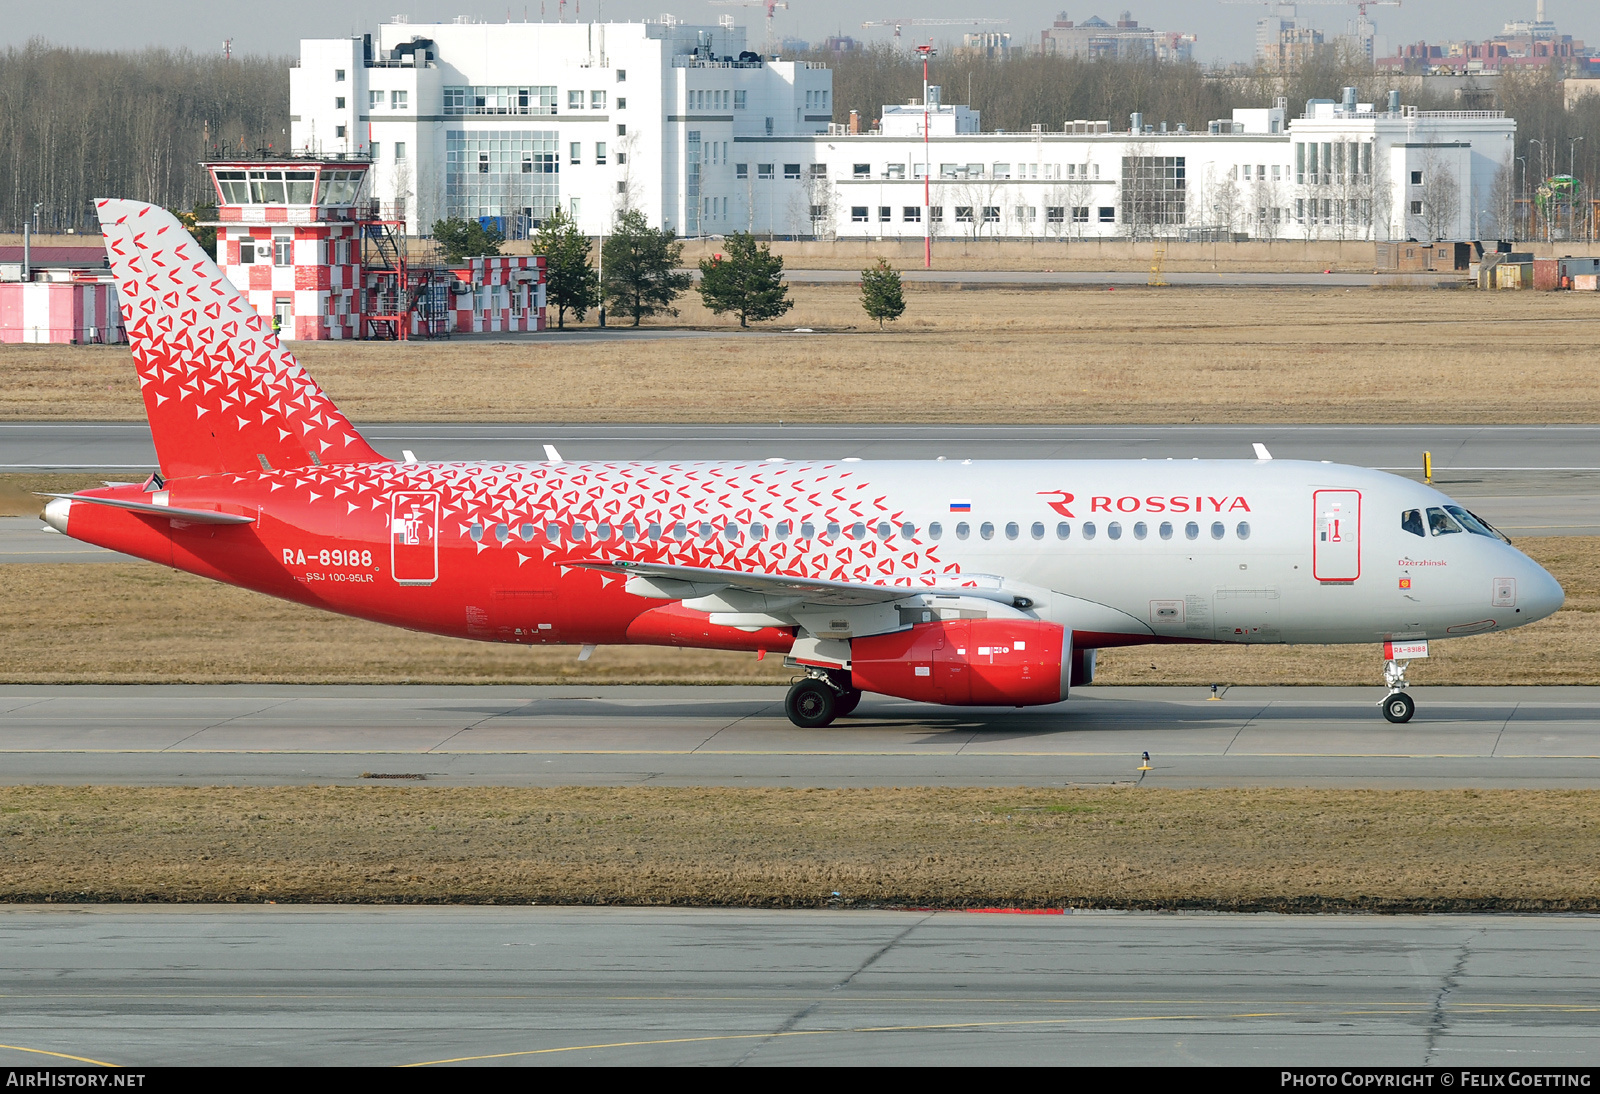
[43,497,72,534]
[1519,556,1565,624]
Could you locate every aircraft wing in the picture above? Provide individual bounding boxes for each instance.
[577,558,1028,608]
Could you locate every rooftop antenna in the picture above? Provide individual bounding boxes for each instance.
[222,38,232,60]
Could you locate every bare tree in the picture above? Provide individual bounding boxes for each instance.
[1419,152,1461,241]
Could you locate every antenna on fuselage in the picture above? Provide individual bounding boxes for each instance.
[543,445,564,463]
[1252,443,1273,460]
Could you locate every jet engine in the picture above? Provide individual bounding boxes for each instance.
[849,619,1069,707]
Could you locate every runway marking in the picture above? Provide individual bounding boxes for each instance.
[2,749,1599,759]
[399,999,1600,1065]
[0,1043,116,1067]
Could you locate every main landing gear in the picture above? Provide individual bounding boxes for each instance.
[784,671,861,728]
[1381,658,1416,724]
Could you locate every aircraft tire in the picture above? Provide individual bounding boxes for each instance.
[833,689,862,717]
[786,679,838,728]
[1381,692,1415,724]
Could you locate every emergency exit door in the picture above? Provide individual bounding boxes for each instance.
[391,491,439,586]
[1313,489,1361,582]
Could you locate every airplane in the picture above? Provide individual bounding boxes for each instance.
[42,200,1564,728]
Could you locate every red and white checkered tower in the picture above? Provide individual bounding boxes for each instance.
[204,159,370,341]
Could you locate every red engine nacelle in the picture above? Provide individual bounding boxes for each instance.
[850,619,1069,707]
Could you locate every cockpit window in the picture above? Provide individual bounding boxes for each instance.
[1445,505,1507,542]
[1427,507,1463,536]
[1401,509,1425,537]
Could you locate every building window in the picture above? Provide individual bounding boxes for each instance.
[734,90,746,109]
[1014,206,1035,222]
[1046,206,1065,224]
[391,90,408,110]
[878,206,891,222]
[568,90,584,110]
[1410,200,1423,214]
[1120,155,1187,227]
[446,129,560,231]
[371,142,380,162]
[810,204,826,220]
[570,197,581,218]
[1098,206,1115,222]
[596,141,607,165]
[992,163,1011,178]
[616,123,625,136]
[368,90,383,109]
[903,206,921,222]
[1071,206,1090,223]
[851,206,869,222]
[884,164,905,180]
[591,90,606,110]
[617,181,627,194]
[616,97,626,110]
[273,237,292,266]
[335,69,345,82]
[617,69,626,82]
[444,85,557,116]
[736,163,749,179]
[809,164,826,178]
[570,142,582,165]
[982,206,1000,223]
[1411,170,1423,185]
[955,206,974,223]
[335,125,346,138]
[395,142,406,161]
[782,163,800,180]
[239,240,255,263]
[335,96,345,110]
[852,163,870,179]
[930,206,943,223]
[616,151,626,165]
[758,163,774,179]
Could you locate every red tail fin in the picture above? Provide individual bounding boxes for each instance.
[96,199,384,479]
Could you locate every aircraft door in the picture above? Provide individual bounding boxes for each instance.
[391,491,439,586]
[1312,489,1361,583]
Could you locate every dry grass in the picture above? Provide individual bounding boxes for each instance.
[0,537,1592,686]
[2,785,1596,910]
[6,286,1600,424]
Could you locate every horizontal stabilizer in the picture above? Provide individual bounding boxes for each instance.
[42,493,255,525]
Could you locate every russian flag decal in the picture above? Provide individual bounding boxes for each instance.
[949,499,971,512]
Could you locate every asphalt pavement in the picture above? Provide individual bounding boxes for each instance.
[0,907,1594,1066]
[4,684,1598,789]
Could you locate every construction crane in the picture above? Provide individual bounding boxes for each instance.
[708,0,790,50]
[861,17,1011,51]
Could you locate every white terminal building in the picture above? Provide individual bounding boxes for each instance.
[290,19,1515,244]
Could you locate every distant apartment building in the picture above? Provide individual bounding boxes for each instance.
[1257,18,1327,73]
[958,32,1014,62]
[1036,11,1196,64]
[1378,0,1596,75]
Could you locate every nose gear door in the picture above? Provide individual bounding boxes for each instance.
[1313,489,1362,583]
[391,491,439,586]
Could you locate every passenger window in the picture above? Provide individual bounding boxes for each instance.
[928,521,943,540]
[1056,522,1071,539]
[750,522,766,540]
[775,521,790,539]
[1236,521,1250,540]
[1031,522,1044,540]
[1159,521,1173,540]
[723,523,739,541]
[1005,522,1019,540]
[596,522,613,541]
[1082,521,1097,540]
[519,523,536,542]
[1133,521,1148,540]
[469,522,485,542]
[900,521,915,539]
[826,521,841,539]
[849,522,865,539]
[647,522,662,541]
[494,523,509,542]
[571,523,587,542]
[800,521,815,539]
[1108,521,1122,540]
[980,522,995,540]
[1211,521,1225,540]
[1401,509,1425,537]
[1427,507,1463,536]
[672,521,687,540]
[545,522,562,541]
[698,522,715,541]
[1185,521,1199,540]
[956,522,970,540]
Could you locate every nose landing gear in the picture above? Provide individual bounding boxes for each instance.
[1381,658,1415,723]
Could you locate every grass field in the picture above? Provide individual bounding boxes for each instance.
[6,286,1600,424]
[0,536,1592,686]
[2,785,1594,910]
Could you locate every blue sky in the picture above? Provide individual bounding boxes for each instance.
[0,1,1591,66]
